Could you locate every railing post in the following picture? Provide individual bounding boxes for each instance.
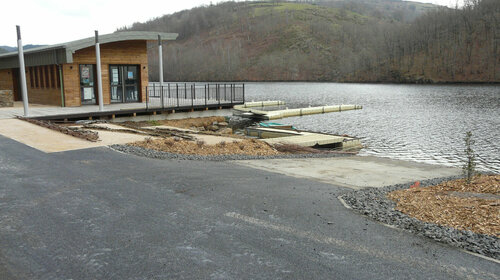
[191,84,194,107]
[243,83,245,102]
[218,84,221,105]
[161,85,164,110]
[151,83,156,109]
[184,83,187,99]
[176,83,179,107]
[224,84,227,102]
[204,84,207,106]
[146,86,149,110]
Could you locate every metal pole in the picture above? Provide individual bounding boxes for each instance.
[16,26,29,117]
[146,86,149,110]
[158,35,163,87]
[161,85,164,109]
[95,31,104,111]
[176,84,179,107]
[58,65,64,107]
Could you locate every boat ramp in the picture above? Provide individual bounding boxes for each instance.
[245,126,361,149]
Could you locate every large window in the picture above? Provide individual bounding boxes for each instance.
[29,67,34,88]
[109,65,139,103]
[79,64,96,105]
[50,65,56,88]
[56,66,61,89]
[39,67,44,89]
[34,66,39,88]
[44,66,50,88]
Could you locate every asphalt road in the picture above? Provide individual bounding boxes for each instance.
[0,135,498,279]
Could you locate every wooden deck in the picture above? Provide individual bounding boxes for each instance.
[0,101,239,121]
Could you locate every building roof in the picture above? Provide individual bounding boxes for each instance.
[0,31,178,70]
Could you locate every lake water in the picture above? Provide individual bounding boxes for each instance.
[244,83,500,173]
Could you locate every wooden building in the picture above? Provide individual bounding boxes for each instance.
[0,32,177,107]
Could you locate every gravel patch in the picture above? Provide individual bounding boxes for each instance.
[110,144,352,161]
[339,176,500,260]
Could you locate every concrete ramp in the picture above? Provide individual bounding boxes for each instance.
[234,156,461,189]
[246,127,361,149]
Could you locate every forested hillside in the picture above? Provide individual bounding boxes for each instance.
[120,0,500,83]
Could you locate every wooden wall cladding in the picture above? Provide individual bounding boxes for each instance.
[0,69,13,91]
[64,40,149,107]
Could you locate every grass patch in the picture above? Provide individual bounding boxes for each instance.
[148,120,161,126]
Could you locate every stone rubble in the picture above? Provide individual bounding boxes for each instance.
[339,177,500,260]
[110,144,351,161]
[0,90,14,107]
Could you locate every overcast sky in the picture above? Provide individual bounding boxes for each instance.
[1,0,462,46]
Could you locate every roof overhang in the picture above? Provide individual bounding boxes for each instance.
[0,31,178,70]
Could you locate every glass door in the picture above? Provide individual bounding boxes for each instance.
[110,66,123,103]
[124,66,138,102]
[80,64,96,105]
[109,65,139,103]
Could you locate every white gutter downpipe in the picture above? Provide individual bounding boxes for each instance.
[158,34,163,87]
[16,25,29,117]
[95,30,104,111]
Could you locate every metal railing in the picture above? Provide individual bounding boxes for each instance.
[146,83,245,110]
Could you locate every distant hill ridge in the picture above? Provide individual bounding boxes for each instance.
[0,45,46,53]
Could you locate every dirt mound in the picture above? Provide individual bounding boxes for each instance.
[131,137,282,156]
[127,116,226,130]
